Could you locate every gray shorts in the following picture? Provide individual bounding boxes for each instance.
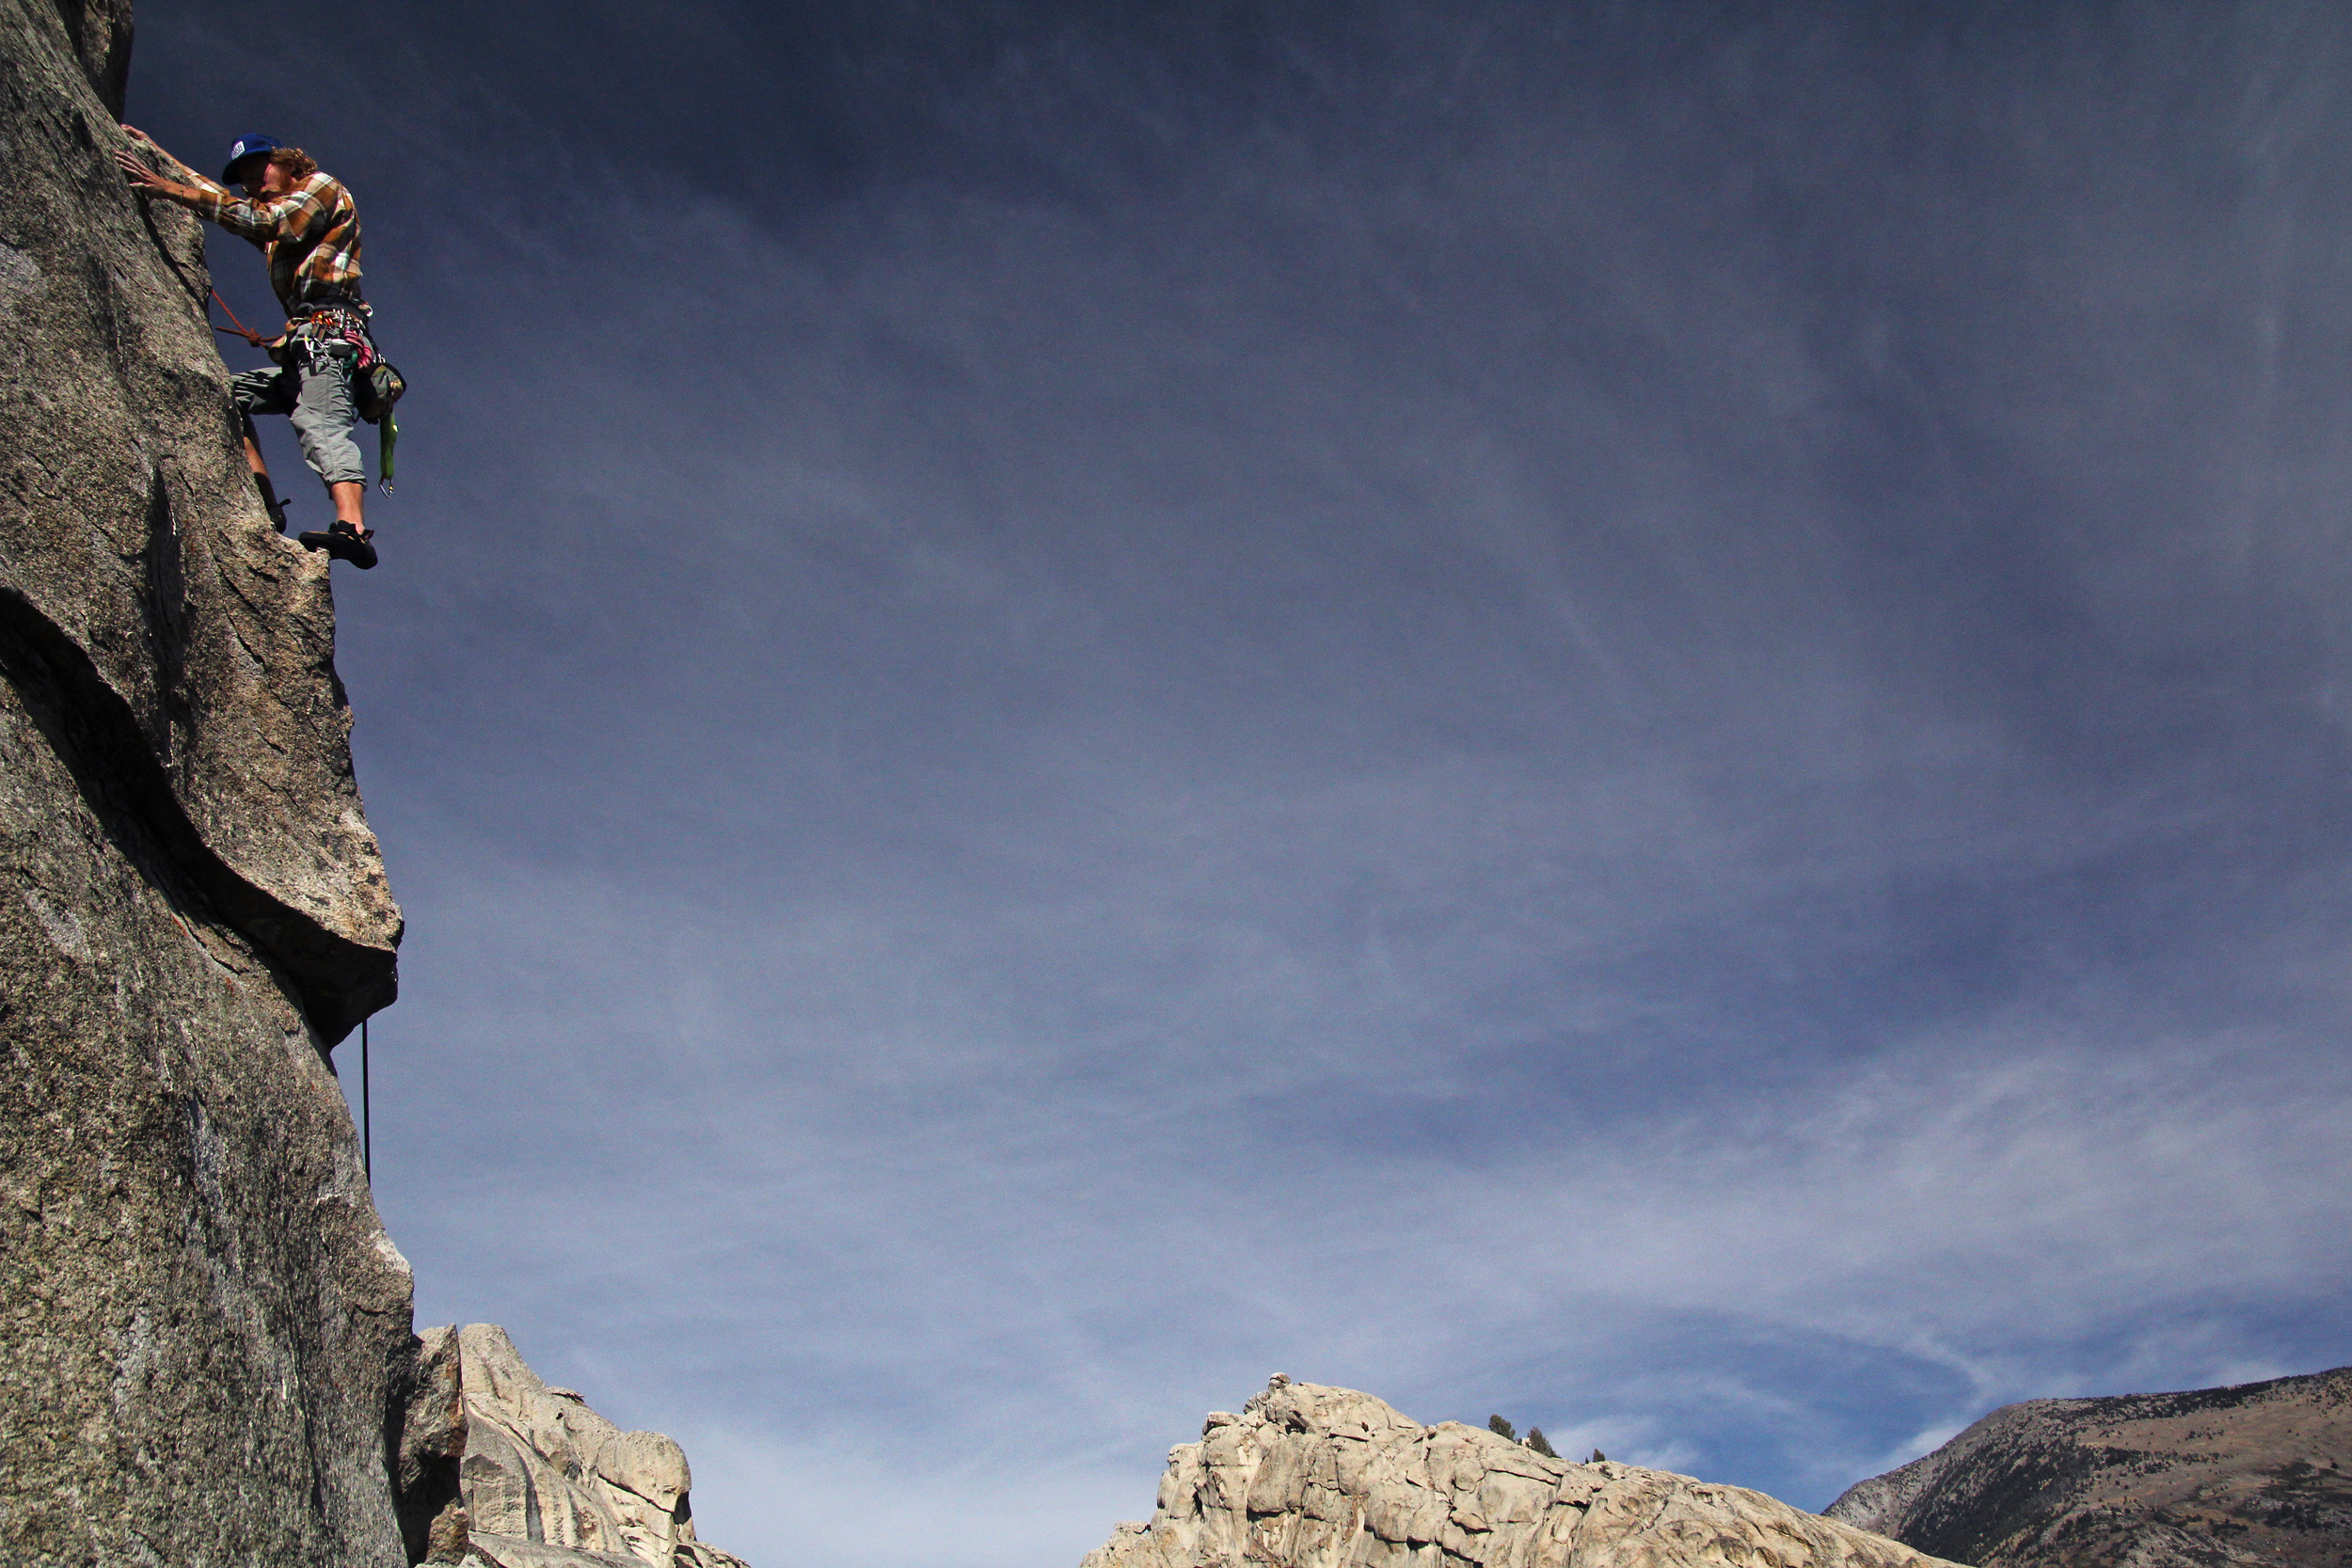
[230,343,366,489]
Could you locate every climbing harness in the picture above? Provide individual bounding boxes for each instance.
[213,295,409,495]
[291,306,406,496]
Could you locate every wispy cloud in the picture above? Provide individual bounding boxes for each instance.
[128,2,2352,1562]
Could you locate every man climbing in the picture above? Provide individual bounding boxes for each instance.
[115,129,382,570]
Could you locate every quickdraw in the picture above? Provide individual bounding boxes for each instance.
[291,305,380,372]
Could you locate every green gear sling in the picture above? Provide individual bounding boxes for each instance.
[354,360,405,493]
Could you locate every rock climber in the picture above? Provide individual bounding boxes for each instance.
[115,128,382,570]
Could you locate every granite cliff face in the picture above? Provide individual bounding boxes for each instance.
[1825,1366,2352,1568]
[1083,1377,1963,1568]
[0,0,422,1561]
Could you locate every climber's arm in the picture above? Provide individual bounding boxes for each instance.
[114,126,282,242]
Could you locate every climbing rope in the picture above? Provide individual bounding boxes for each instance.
[361,1016,372,1180]
[208,286,267,347]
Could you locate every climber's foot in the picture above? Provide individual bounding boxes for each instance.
[298,522,378,570]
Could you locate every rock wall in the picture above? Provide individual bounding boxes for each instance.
[48,0,129,116]
[0,0,400,1040]
[0,1,424,1562]
[453,1323,749,1568]
[1824,1365,2352,1568]
[1083,1377,1963,1568]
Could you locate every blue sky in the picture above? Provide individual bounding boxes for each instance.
[131,4,2352,1562]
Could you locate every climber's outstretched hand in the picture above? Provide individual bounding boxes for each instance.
[115,129,197,201]
[115,147,172,192]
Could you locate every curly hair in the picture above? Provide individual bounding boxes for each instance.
[264,146,318,182]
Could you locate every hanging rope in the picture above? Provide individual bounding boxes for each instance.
[361,1017,372,1180]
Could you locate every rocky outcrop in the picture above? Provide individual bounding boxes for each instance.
[1825,1365,2352,1568]
[453,1324,749,1568]
[396,1326,476,1562]
[0,1,421,1563]
[1083,1377,1963,1568]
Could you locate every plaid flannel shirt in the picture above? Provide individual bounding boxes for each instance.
[164,152,364,319]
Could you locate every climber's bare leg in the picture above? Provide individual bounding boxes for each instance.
[329,482,367,532]
[242,416,290,531]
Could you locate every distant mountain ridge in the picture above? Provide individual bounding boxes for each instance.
[1825,1364,2352,1568]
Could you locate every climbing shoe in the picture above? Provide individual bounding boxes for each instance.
[297,521,379,571]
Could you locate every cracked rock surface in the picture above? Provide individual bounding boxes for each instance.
[1082,1378,1963,1568]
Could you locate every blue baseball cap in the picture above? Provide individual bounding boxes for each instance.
[220,134,282,184]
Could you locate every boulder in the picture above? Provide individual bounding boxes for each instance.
[1082,1377,1963,1568]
